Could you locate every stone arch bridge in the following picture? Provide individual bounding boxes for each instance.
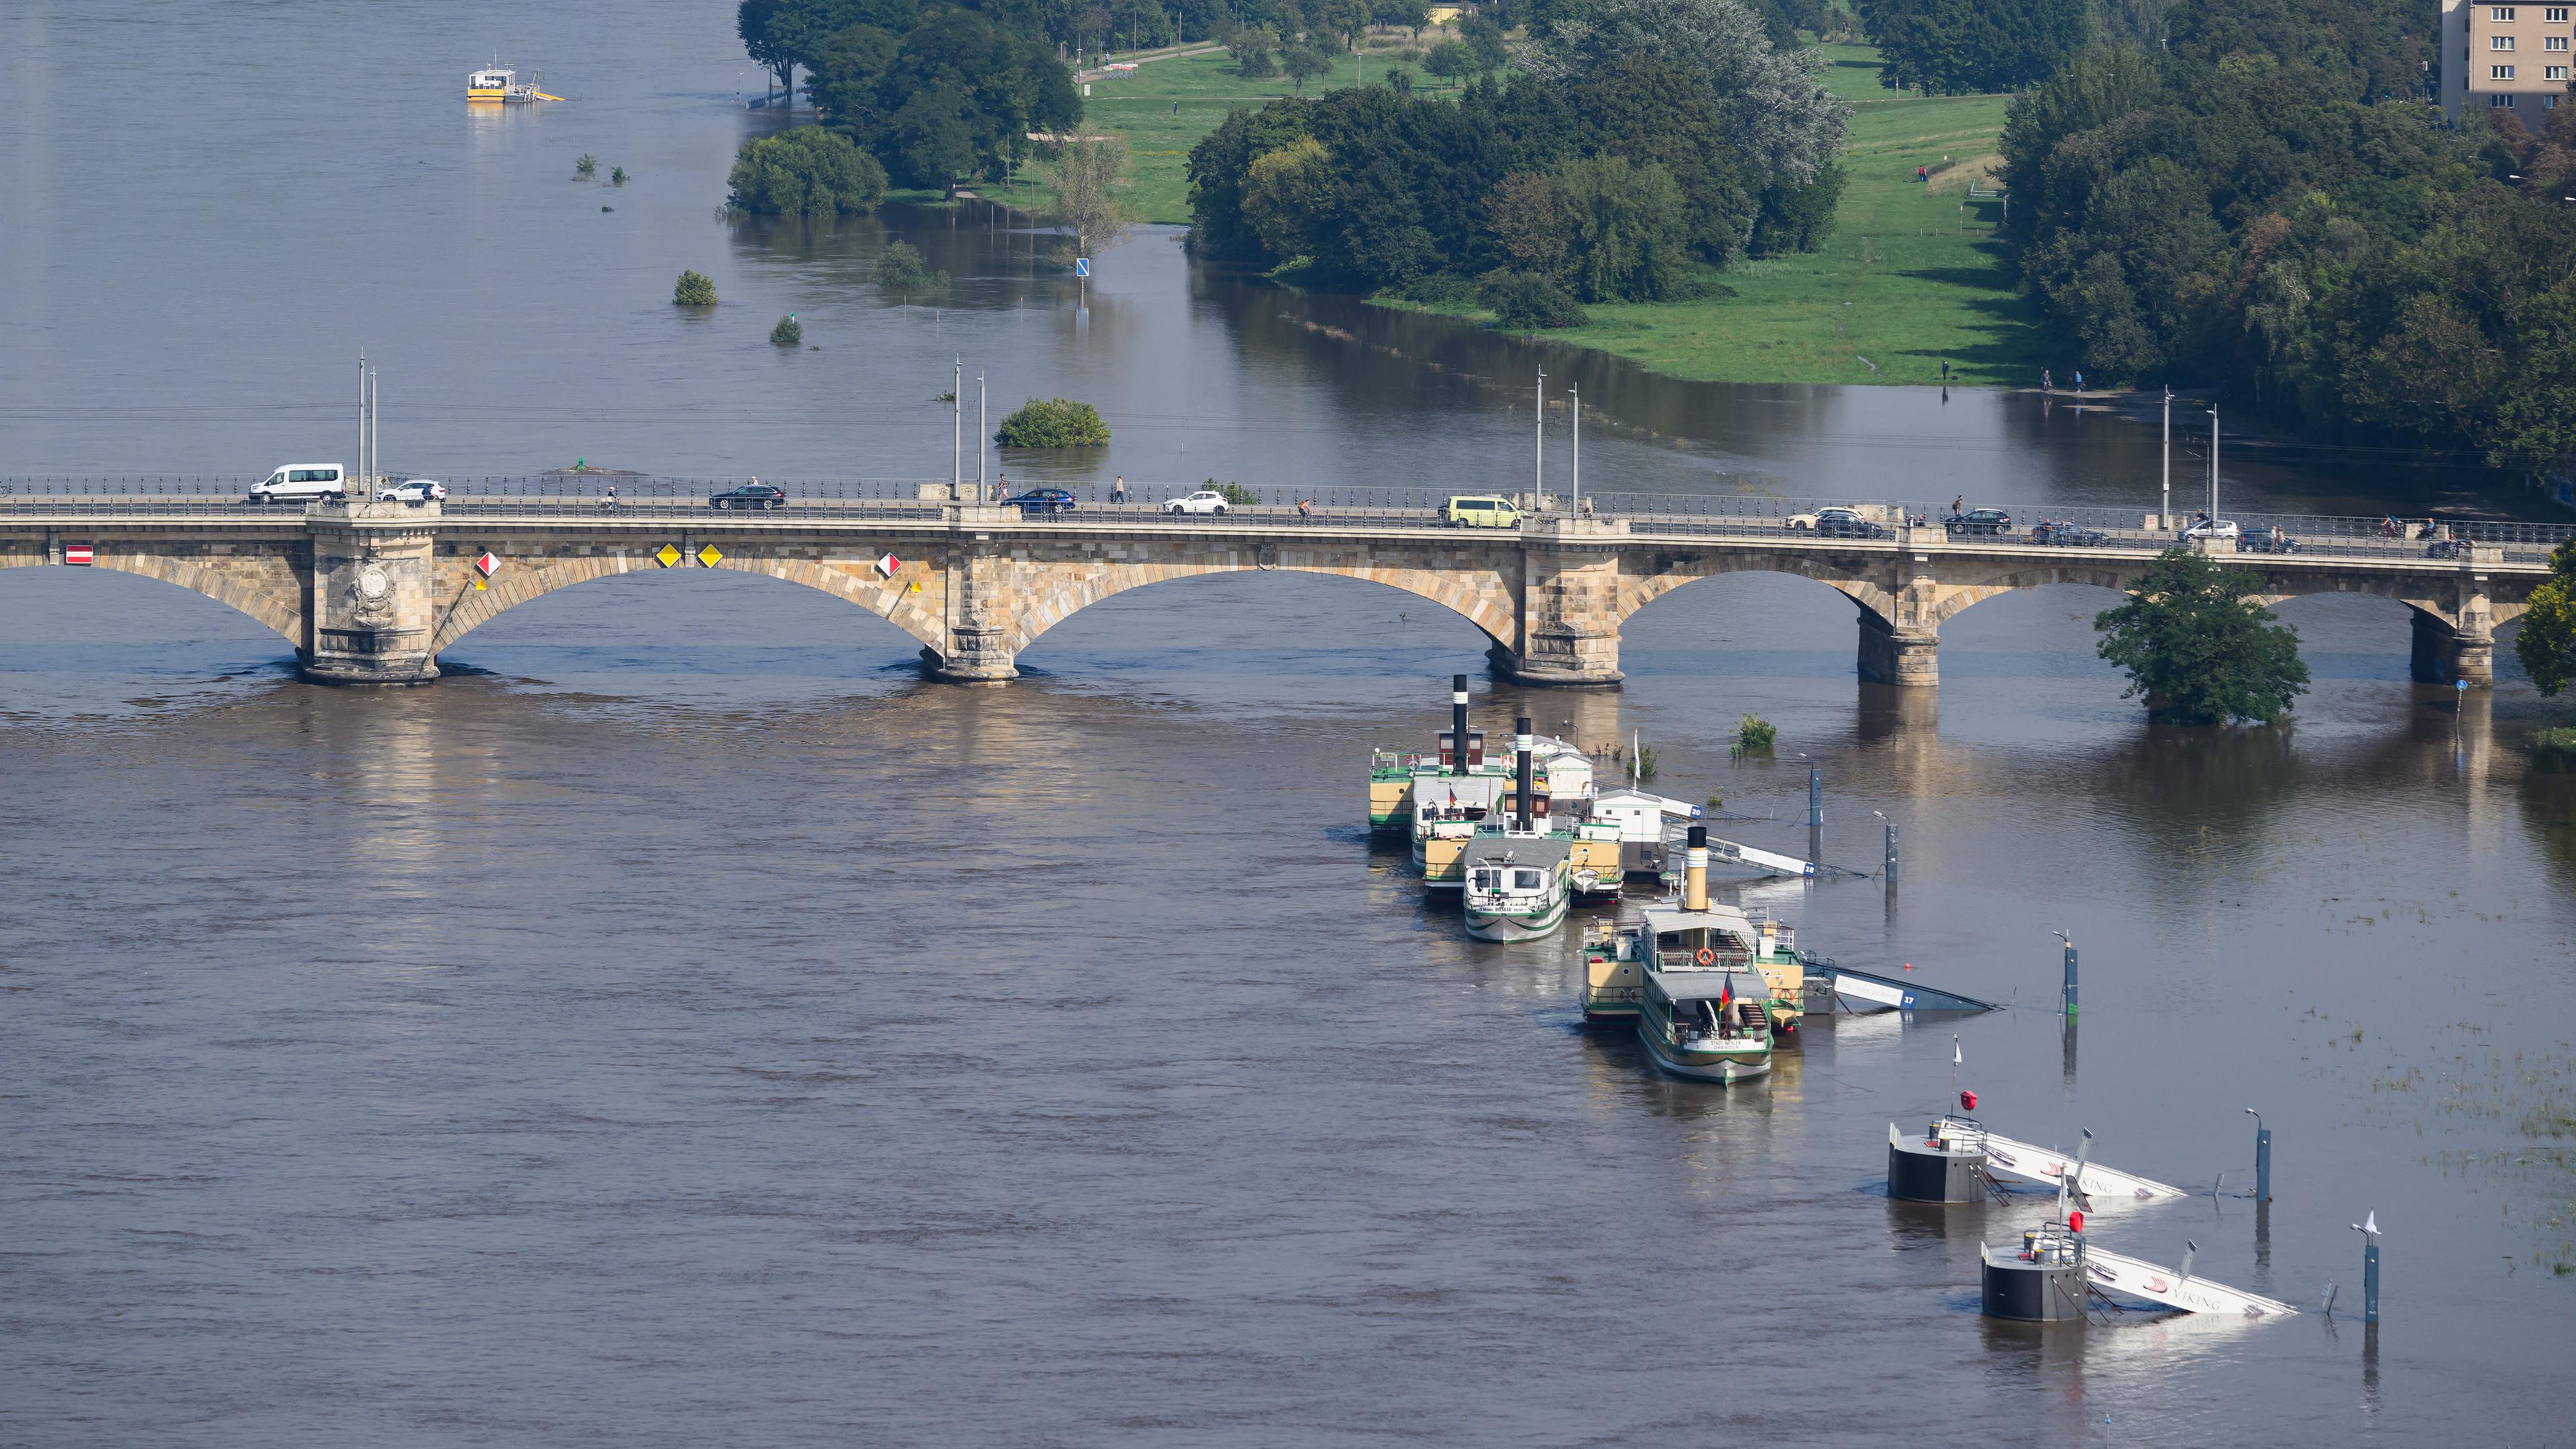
[0,500,2547,687]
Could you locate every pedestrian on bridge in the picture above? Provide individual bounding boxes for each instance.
[1114,475,1127,504]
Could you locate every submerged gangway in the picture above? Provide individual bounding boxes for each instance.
[2082,1245,2299,1318]
[1955,1126,2190,1203]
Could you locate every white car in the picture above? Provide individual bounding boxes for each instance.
[1165,489,1231,515]
[376,479,448,504]
[2176,517,2240,540]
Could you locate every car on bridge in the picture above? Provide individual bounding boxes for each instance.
[1443,495,1523,528]
[1785,506,1888,539]
[1005,487,1077,516]
[1943,507,2013,537]
[247,464,347,504]
[1166,488,1233,515]
[2176,516,2241,541]
[709,482,787,511]
[374,479,447,504]
[2238,525,2302,553]
[2028,519,2109,547]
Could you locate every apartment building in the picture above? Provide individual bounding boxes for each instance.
[2443,2,2576,119]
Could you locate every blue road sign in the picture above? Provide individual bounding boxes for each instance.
[1075,258,1091,277]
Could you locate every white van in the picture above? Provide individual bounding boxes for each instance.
[248,464,347,504]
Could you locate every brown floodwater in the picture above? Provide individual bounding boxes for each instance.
[5,2,2573,1444]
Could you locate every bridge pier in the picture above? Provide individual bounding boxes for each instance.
[924,531,1019,682]
[301,502,440,685]
[1856,613,1939,686]
[2410,610,2493,686]
[1505,519,1627,687]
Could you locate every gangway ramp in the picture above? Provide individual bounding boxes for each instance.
[2082,1245,2298,1318]
[1970,1131,2189,1203]
[1665,823,1817,879]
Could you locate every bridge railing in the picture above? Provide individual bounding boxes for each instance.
[3,477,2569,563]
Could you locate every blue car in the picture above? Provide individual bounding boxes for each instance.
[1006,487,1077,516]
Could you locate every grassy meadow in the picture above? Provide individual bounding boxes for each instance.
[996,39,2050,386]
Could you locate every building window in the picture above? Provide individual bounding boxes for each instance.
[2549,93,2563,107]
[2494,64,2518,76]
[2551,63,2569,76]
[2549,5,2569,18]
[2493,5,2517,18]
[2548,36,2569,48]
[2491,92,2513,105]
[2494,35,2518,49]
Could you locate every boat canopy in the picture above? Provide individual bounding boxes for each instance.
[1646,965,1770,1003]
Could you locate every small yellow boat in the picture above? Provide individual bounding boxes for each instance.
[468,63,561,103]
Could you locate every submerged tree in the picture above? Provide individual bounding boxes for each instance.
[2094,549,2310,724]
[1044,136,1134,260]
[672,270,719,306]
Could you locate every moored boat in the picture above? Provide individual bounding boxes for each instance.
[1461,718,1574,941]
[1629,827,1772,1081]
[1579,826,1807,1040]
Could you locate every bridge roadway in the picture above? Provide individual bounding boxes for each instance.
[0,490,2550,687]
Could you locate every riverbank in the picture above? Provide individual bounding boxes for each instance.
[1020,40,2049,387]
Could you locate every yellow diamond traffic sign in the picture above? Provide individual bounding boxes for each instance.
[697,543,724,568]
[655,543,682,568]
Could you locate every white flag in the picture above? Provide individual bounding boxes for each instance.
[1953,1038,1963,1065]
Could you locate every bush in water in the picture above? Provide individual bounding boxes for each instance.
[996,398,1110,447]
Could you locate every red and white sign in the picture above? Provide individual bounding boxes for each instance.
[875,552,902,578]
[63,543,95,566]
[474,551,500,578]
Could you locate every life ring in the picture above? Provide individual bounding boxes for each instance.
[1695,947,1716,965]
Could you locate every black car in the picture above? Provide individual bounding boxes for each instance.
[1006,487,1077,517]
[2029,519,2108,547]
[1945,507,2012,536]
[2239,526,2302,554]
[2426,535,2471,559]
[709,482,787,511]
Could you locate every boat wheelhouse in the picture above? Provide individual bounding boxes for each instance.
[467,62,560,103]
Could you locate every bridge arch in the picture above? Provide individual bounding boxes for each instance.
[1003,555,1521,654]
[429,553,947,655]
[0,551,305,644]
[1616,550,1899,629]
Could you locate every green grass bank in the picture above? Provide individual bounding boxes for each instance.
[1004,41,2049,386]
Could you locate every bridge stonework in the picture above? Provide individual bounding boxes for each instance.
[0,504,2544,689]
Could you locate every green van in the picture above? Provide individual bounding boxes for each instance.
[1443,494,1523,528]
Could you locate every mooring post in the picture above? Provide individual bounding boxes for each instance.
[2247,1108,2272,1203]
[1807,764,1823,827]
[2364,1237,2380,1324]
[2055,932,2078,1016]
[1884,818,1898,879]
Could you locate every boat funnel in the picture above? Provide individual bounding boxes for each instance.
[1684,824,1709,910]
[1451,674,1470,777]
[1515,716,1535,830]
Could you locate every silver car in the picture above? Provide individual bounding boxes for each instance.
[375,479,448,504]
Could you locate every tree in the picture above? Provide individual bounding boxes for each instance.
[1240,137,1335,262]
[996,398,1112,446]
[873,239,949,292]
[1526,0,1847,186]
[1479,269,1589,327]
[1856,0,2087,95]
[673,270,718,305]
[726,126,890,214]
[1373,0,1434,36]
[1552,153,1692,302]
[2516,539,2576,696]
[1423,38,1472,83]
[1281,43,1334,93]
[1230,24,1281,76]
[2094,549,2311,724]
[1046,135,1135,256]
[1458,10,1509,70]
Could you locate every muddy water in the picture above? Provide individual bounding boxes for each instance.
[5,1,2575,1444]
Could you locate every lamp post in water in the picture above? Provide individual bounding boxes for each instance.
[2053,929,2077,1017]
[2246,1107,2271,1203]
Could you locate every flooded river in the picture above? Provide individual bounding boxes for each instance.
[5,2,2573,1444]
